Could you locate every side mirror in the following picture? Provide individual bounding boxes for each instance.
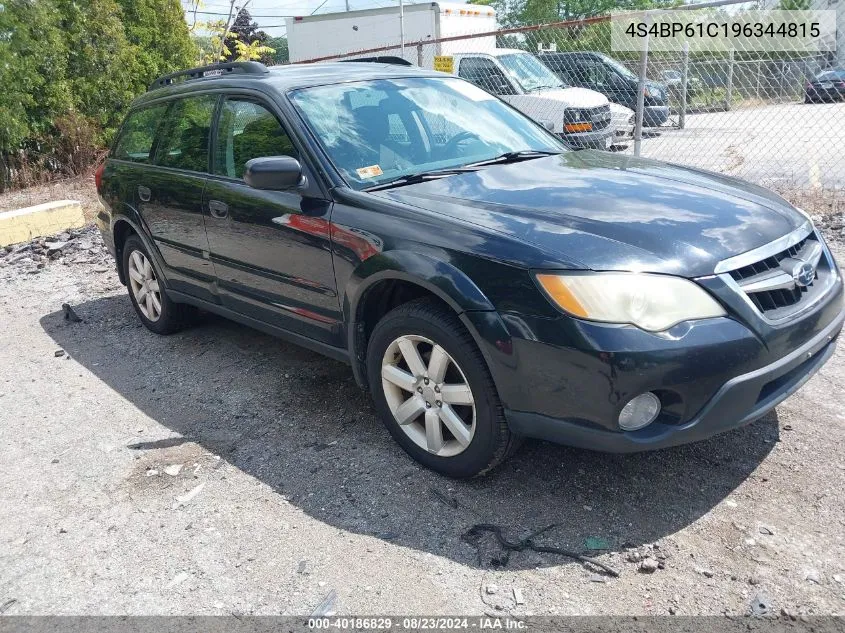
[244,156,303,191]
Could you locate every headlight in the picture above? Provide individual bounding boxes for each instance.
[535,272,726,332]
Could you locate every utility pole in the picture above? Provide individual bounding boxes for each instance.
[399,0,405,58]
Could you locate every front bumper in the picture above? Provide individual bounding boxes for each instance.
[560,127,614,150]
[464,272,844,453]
[642,105,669,127]
[505,307,842,451]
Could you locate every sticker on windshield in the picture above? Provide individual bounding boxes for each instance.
[356,165,383,179]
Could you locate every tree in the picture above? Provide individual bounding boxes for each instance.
[778,0,811,8]
[0,0,70,155]
[115,0,197,94]
[1,0,198,189]
[57,0,138,142]
[471,0,678,27]
[224,9,275,64]
[267,36,290,65]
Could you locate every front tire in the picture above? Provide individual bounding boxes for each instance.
[122,234,192,335]
[366,298,518,478]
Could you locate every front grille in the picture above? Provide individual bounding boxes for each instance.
[725,231,831,320]
[565,105,611,131]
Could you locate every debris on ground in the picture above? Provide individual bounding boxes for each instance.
[485,584,498,595]
[638,557,659,574]
[54,350,65,358]
[165,571,190,589]
[0,599,17,614]
[311,589,337,616]
[0,226,110,279]
[462,524,619,577]
[163,464,183,477]
[173,482,205,509]
[62,303,83,323]
[750,592,774,616]
[431,487,458,509]
[585,536,610,551]
[512,587,524,605]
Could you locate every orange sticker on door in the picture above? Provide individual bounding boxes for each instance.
[356,165,383,179]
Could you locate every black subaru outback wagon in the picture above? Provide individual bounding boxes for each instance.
[96,61,844,478]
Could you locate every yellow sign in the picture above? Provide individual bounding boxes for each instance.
[433,55,454,74]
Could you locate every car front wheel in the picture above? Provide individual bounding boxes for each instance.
[366,298,519,477]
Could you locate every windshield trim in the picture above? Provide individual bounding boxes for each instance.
[285,76,567,191]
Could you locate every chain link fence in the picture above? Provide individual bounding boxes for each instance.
[294,1,845,214]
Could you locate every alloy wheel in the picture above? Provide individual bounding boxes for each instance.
[127,250,162,322]
[381,335,476,457]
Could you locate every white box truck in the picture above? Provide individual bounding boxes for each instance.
[287,3,616,149]
[286,2,496,64]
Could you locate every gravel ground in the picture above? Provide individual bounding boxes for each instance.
[1,224,845,618]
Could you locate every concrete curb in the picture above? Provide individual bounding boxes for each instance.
[0,200,85,248]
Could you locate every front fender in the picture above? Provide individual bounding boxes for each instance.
[344,250,495,321]
[344,251,517,402]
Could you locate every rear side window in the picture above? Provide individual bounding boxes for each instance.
[154,95,217,173]
[214,99,296,179]
[113,105,168,163]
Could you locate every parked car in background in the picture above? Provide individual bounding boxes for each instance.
[660,69,702,99]
[609,102,634,145]
[538,51,670,127]
[453,49,615,149]
[96,61,843,478]
[805,69,845,103]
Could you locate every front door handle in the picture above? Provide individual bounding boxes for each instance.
[138,185,151,202]
[208,200,229,219]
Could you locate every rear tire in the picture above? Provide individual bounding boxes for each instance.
[366,298,519,478]
[122,234,193,335]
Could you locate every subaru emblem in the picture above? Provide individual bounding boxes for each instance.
[793,261,816,287]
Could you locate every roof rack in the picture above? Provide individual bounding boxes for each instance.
[148,61,269,91]
[341,56,414,66]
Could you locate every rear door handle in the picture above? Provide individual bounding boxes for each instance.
[137,185,151,202]
[208,199,229,219]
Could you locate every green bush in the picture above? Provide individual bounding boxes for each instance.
[0,0,196,191]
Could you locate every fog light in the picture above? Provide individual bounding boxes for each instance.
[618,392,661,431]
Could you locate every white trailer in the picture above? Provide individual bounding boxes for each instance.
[285,2,496,64]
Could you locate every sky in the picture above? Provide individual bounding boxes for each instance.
[180,0,459,37]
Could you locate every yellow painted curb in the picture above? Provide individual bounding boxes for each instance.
[0,200,86,248]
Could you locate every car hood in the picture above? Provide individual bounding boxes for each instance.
[371,151,805,277]
[527,87,608,108]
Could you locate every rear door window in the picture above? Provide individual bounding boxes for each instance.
[113,104,169,164]
[154,95,218,173]
[214,98,297,179]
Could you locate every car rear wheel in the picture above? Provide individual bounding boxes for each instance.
[366,298,519,477]
[122,235,192,334]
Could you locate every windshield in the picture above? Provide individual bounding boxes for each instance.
[497,53,564,93]
[289,77,565,190]
[817,70,845,81]
[599,54,638,81]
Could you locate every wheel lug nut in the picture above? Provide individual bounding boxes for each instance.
[425,402,431,408]
[434,386,440,393]
[435,400,441,407]
[417,387,423,393]
[424,378,429,385]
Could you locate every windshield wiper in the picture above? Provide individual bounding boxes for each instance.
[465,150,562,168]
[362,166,478,192]
[528,84,559,92]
